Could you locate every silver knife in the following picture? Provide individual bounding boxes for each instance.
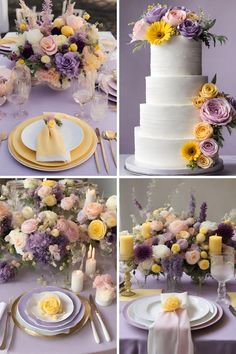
[89,295,111,342]
[95,128,110,173]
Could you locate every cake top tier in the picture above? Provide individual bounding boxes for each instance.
[130,4,227,50]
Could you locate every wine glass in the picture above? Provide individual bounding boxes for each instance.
[7,64,31,119]
[90,86,108,122]
[211,252,235,304]
[0,68,12,120]
[73,71,96,119]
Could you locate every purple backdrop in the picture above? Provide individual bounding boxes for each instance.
[120,0,236,155]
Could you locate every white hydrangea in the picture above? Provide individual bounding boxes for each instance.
[22,206,34,220]
[152,244,171,260]
[38,211,58,226]
[106,195,117,210]
[26,29,43,45]
[200,221,218,232]
[23,178,39,189]
[5,229,28,255]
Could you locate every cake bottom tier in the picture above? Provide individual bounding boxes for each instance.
[135,127,191,168]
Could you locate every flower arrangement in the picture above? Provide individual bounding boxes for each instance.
[130,3,227,49]
[0,179,117,283]
[11,0,107,89]
[181,77,236,169]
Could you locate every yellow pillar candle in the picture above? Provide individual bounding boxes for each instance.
[209,235,222,255]
[141,222,152,239]
[120,232,134,260]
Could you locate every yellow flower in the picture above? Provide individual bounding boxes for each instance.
[200,251,208,259]
[61,25,74,37]
[186,12,199,21]
[151,264,161,273]
[17,59,25,65]
[42,179,57,187]
[42,195,57,207]
[146,21,174,45]
[196,233,206,243]
[203,244,209,251]
[177,231,190,239]
[181,141,201,161]
[198,259,210,270]
[51,229,59,237]
[47,120,56,129]
[39,295,62,316]
[171,243,180,253]
[41,55,50,64]
[69,43,78,52]
[53,18,65,28]
[192,96,206,109]
[19,22,27,31]
[200,83,218,99]
[200,227,207,235]
[83,12,90,20]
[88,220,107,240]
[197,155,213,169]
[105,216,117,228]
[141,222,152,239]
[163,296,181,312]
[193,122,213,141]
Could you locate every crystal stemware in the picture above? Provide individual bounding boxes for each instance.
[211,252,235,304]
[90,86,108,122]
[73,71,96,119]
[7,64,31,119]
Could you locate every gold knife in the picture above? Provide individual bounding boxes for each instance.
[89,294,111,342]
[94,149,101,174]
[95,128,110,173]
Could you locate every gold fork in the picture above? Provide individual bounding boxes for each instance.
[0,301,12,350]
[0,131,8,145]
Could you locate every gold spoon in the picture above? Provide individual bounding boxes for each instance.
[102,130,117,167]
[0,131,8,145]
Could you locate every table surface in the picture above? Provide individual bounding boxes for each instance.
[120,274,236,354]
[0,32,117,177]
[0,255,117,354]
[120,154,236,176]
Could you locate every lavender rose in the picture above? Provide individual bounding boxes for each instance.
[55,52,79,78]
[178,19,202,38]
[144,6,168,23]
[200,98,232,126]
[199,138,218,157]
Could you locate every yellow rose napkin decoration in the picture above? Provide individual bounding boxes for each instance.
[36,113,71,162]
[39,294,63,318]
[161,292,188,311]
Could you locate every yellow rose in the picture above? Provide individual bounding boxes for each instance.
[19,22,27,31]
[163,296,181,312]
[200,251,208,259]
[193,122,213,141]
[88,220,107,240]
[177,230,190,240]
[51,229,59,237]
[141,222,152,239]
[17,59,25,65]
[200,83,218,99]
[61,25,74,37]
[151,264,161,273]
[196,233,206,243]
[186,12,199,21]
[39,295,62,316]
[53,17,65,28]
[192,96,206,109]
[198,259,210,270]
[171,243,180,253]
[42,180,57,187]
[83,12,90,20]
[47,120,56,129]
[106,216,117,228]
[41,55,50,64]
[197,155,214,169]
[69,43,78,52]
[200,227,207,235]
[42,195,57,207]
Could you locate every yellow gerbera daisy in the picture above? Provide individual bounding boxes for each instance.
[146,21,174,45]
[181,141,201,161]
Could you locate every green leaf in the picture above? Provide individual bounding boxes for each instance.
[211,74,217,84]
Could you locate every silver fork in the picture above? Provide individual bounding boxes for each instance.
[0,301,12,350]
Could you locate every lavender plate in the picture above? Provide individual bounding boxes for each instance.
[18,286,82,330]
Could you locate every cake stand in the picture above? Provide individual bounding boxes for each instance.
[125,155,224,176]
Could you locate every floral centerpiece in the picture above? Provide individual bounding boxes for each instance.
[11,0,107,89]
[0,179,117,283]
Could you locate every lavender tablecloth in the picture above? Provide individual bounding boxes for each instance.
[120,274,236,354]
[0,33,117,176]
[0,255,116,354]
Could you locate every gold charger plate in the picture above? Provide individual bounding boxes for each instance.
[11,294,91,339]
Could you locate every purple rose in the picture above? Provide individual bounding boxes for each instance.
[144,6,168,23]
[200,98,233,126]
[178,20,202,38]
[227,96,236,112]
[55,52,79,78]
[200,138,219,157]
[177,238,188,250]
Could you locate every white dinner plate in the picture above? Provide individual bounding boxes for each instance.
[21,118,84,152]
[132,295,210,323]
[25,291,74,323]
[100,75,117,96]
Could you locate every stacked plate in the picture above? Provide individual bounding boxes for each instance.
[99,73,117,104]
[0,32,17,54]
[123,295,223,331]
[12,286,90,337]
[8,112,97,171]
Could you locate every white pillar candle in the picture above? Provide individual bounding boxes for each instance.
[85,189,96,205]
[87,244,92,259]
[71,270,84,293]
[85,249,96,276]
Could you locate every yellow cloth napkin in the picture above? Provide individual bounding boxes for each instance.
[228,292,236,307]
[120,288,162,302]
[36,118,70,163]
[0,37,17,45]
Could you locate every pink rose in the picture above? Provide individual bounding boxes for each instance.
[83,202,103,220]
[37,186,52,199]
[185,250,200,265]
[131,19,149,42]
[163,9,186,26]
[40,35,58,56]
[57,219,79,242]
[21,219,38,234]
[169,219,188,235]
[66,15,84,31]
[151,220,163,232]
[61,194,78,211]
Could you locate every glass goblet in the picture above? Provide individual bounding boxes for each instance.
[73,71,96,119]
[90,86,108,122]
[211,252,235,304]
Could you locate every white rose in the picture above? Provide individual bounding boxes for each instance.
[53,34,68,47]
[106,195,117,210]
[5,229,28,255]
[152,245,171,260]
[22,206,34,219]
[16,33,26,47]
[26,29,43,45]
[200,221,218,232]
[23,178,39,189]
[38,211,58,225]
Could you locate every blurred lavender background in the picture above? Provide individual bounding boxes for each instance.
[120,0,236,155]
